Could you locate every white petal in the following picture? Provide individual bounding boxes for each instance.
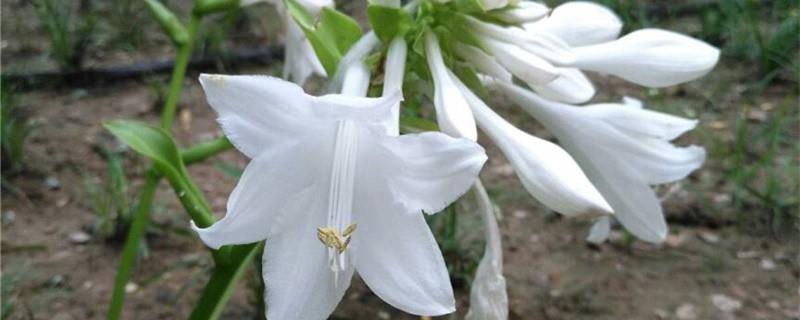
[531,67,595,104]
[571,29,720,87]
[382,36,408,136]
[467,15,575,65]
[453,73,611,217]
[454,42,513,83]
[526,1,622,46]
[328,32,379,93]
[586,216,611,244]
[496,83,706,243]
[425,31,479,141]
[284,18,327,84]
[352,188,455,316]
[192,141,320,249]
[369,130,487,215]
[340,61,371,97]
[199,74,313,158]
[491,1,549,24]
[585,97,699,140]
[484,38,559,86]
[516,32,575,65]
[465,181,508,320]
[480,0,509,10]
[262,187,354,320]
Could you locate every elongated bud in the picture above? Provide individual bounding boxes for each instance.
[194,0,240,15]
[492,1,549,24]
[425,31,478,141]
[144,0,188,46]
[383,36,407,136]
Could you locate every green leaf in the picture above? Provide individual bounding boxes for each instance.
[104,120,214,227]
[285,0,362,75]
[367,4,413,42]
[189,242,263,320]
[400,115,439,133]
[318,8,362,54]
[104,120,182,169]
[143,0,188,45]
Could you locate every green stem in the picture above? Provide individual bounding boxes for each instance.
[107,169,160,320]
[189,242,264,320]
[160,13,201,130]
[181,137,233,165]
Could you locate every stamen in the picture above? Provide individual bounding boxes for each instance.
[320,120,359,277]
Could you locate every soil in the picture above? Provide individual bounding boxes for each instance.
[1,0,798,320]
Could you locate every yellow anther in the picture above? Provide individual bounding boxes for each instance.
[317,224,358,253]
[343,224,358,237]
[317,227,343,249]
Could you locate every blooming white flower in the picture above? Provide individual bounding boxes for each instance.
[243,0,331,84]
[495,81,705,243]
[193,72,487,319]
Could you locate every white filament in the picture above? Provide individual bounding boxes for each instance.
[325,120,359,275]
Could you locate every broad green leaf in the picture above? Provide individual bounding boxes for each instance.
[367,4,413,42]
[104,120,182,169]
[104,120,214,227]
[400,115,439,133]
[318,8,362,54]
[285,0,362,75]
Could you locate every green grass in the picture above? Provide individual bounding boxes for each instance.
[34,0,96,70]
[1,85,34,176]
[83,146,134,241]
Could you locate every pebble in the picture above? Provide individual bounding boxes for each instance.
[125,282,139,293]
[699,231,720,244]
[68,231,91,244]
[377,311,390,319]
[512,210,529,219]
[711,294,742,312]
[45,176,61,190]
[49,274,66,287]
[766,300,780,310]
[676,303,698,320]
[653,308,669,319]
[2,210,16,225]
[759,258,776,271]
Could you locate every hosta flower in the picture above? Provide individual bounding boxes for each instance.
[419,0,718,242]
[494,81,705,243]
[461,0,719,103]
[193,70,487,319]
[243,0,331,84]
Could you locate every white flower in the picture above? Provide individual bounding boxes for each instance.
[495,81,705,243]
[567,28,721,88]
[465,181,508,320]
[451,71,611,217]
[524,1,622,47]
[425,31,478,141]
[193,73,487,319]
[491,1,549,24]
[243,0,331,84]
[456,2,719,104]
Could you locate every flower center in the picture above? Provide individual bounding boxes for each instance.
[318,120,359,279]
